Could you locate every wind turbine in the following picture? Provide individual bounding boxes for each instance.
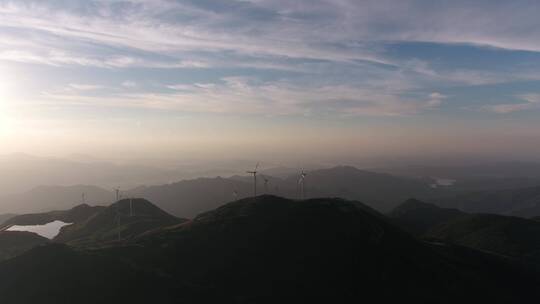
[81,192,86,204]
[246,163,259,196]
[298,170,307,199]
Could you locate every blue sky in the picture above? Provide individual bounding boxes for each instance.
[1,0,540,162]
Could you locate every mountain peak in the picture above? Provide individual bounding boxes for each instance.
[393,198,440,212]
[110,198,173,218]
[55,198,184,244]
[389,199,465,236]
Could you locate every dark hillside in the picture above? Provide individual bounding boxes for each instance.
[0,231,49,261]
[0,196,538,303]
[388,198,466,235]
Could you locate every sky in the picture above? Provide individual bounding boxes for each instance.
[1,0,540,164]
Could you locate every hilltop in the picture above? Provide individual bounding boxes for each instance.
[388,198,465,235]
[54,198,186,245]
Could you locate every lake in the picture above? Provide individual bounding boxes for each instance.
[430,178,457,188]
[6,220,72,239]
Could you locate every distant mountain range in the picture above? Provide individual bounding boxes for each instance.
[373,161,540,179]
[0,153,186,195]
[130,166,435,217]
[4,163,540,219]
[0,153,257,196]
[0,185,112,214]
[0,166,436,217]
[433,185,540,217]
[0,195,538,303]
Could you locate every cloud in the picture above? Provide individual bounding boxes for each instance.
[39,77,442,117]
[482,94,540,114]
[121,81,137,88]
[1,0,539,119]
[68,83,104,91]
[1,1,538,72]
[0,0,403,70]
[427,92,446,107]
[1,1,540,68]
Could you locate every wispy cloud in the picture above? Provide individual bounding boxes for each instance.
[39,77,443,117]
[482,94,540,114]
[68,83,104,91]
[121,81,137,88]
[2,1,540,66]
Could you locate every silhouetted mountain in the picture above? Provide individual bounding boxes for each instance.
[0,154,285,200]
[131,166,435,217]
[426,214,540,265]
[284,166,434,211]
[0,185,113,214]
[0,231,49,261]
[435,185,540,217]
[388,198,465,235]
[1,196,536,303]
[259,166,304,178]
[54,198,185,245]
[129,177,255,218]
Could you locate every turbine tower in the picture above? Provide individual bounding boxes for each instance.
[263,177,269,194]
[246,163,259,196]
[81,192,86,204]
[114,188,120,202]
[116,212,122,241]
[298,170,307,199]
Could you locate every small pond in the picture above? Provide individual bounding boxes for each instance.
[6,220,72,239]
